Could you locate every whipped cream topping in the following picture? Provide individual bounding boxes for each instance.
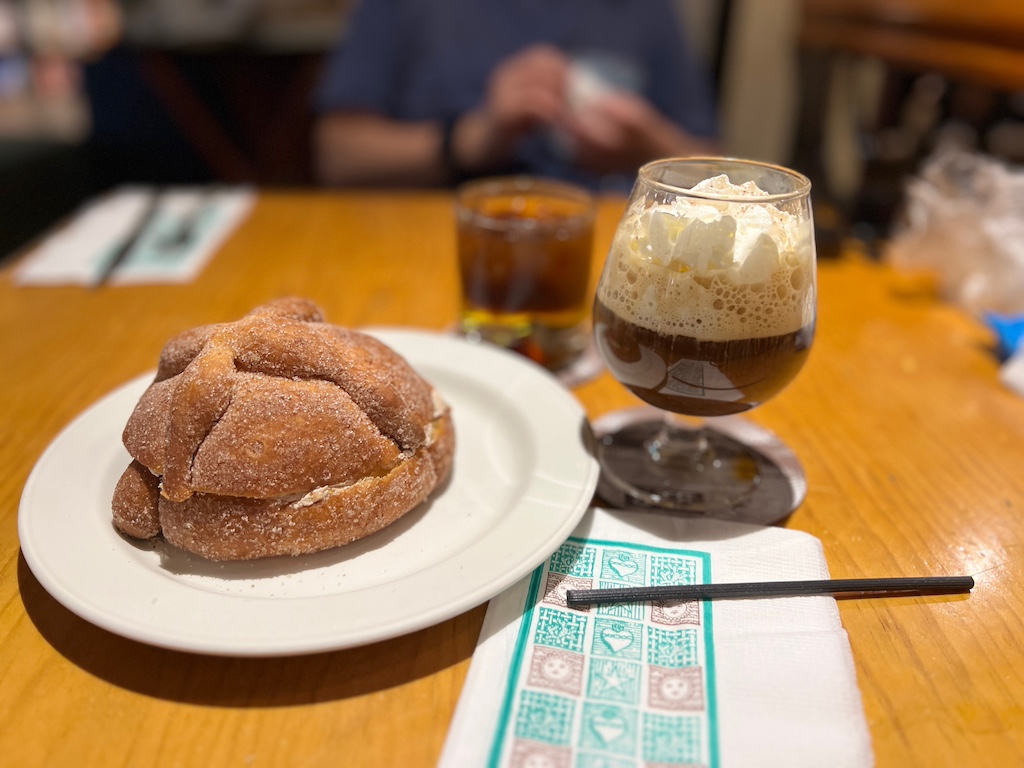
[618,175,807,283]
[599,175,815,341]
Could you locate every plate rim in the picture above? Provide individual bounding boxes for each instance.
[18,329,599,656]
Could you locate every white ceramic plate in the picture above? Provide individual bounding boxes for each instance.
[18,330,599,656]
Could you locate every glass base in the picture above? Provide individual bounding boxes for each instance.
[453,322,604,387]
[591,408,806,524]
[460,317,582,368]
[597,419,760,512]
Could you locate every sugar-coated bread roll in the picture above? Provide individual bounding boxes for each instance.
[111,298,454,561]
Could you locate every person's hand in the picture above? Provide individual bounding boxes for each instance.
[450,45,569,173]
[484,44,569,140]
[563,89,717,174]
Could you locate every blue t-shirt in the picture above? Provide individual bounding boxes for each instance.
[314,0,718,190]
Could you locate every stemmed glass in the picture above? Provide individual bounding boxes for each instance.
[592,158,816,517]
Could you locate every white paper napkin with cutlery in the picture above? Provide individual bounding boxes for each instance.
[440,506,873,768]
[14,185,254,287]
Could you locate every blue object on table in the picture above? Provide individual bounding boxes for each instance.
[985,313,1024,359]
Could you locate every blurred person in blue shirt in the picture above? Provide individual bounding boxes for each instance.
[312,0,719,191]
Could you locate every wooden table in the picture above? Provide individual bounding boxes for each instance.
[2,191,1023,766]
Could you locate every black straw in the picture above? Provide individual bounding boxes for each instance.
[565,576,975,607]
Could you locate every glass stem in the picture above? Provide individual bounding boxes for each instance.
[644,415,714,470]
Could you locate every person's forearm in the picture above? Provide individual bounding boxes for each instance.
[447,107,520,174]
[314,113,449,187]
[650,114,719,158]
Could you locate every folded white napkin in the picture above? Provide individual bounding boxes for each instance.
[15,186,254,287]
[441,507,873,767]
[1000,348,1024,398]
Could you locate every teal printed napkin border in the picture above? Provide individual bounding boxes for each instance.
[487,536,721,767]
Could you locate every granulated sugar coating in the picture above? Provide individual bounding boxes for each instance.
[112,298,455,561]
[598,175,815,342]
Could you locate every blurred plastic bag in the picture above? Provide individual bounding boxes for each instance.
[885,150,1024,314]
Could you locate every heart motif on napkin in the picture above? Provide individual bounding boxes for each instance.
[591,712,627,744]
[601,627,634,653]
[608,554,638,578]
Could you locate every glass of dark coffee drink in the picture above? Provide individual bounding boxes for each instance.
[593,158,816,514]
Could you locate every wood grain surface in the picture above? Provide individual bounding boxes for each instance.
[2,191,1023,766]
